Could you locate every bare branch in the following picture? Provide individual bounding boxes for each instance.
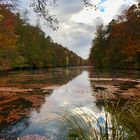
[0,0,96,30]
[30,0,58,30]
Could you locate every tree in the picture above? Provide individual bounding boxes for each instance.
[89,25,109,68]
[0,4,84,70]
[89,2,140,69]
[0,4,17,48]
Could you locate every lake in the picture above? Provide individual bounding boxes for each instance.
[0,67,140,139]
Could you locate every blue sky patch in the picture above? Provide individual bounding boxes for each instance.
[98,0,107,6]
[99,7,106,12]
[98,0,107,13]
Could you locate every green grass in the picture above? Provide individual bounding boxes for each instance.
[57,101,140,140]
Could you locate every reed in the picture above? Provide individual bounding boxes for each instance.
[58,100,140,140]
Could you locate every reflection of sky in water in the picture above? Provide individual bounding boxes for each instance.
[19,71,105,139]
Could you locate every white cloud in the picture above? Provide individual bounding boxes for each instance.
[72,0,136,24]
[43,21,96,58]
[22,0,137,59]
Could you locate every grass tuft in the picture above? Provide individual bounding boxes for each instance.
[57,101,140,140]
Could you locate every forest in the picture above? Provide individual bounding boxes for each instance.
[1,2,140,71]
[88,3,140,69]
[0,4,84,71]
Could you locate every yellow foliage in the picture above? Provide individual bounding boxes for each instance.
[0,14,3,21]
[0,33,17,48]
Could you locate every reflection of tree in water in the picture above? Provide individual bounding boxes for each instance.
[0,68,83,86]
[87,67,140,140]
[88,67,140,100]
[0,68,83,138]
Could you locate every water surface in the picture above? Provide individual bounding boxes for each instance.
[0,67,140,139]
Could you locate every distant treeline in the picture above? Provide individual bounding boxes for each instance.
[88,3,140,69]
[0,4,84,71]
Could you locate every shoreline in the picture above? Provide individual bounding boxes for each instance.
[0,65,88,73]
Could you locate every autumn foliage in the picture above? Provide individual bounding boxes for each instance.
[0,4,84,71]
[89,3,140,69]
[0,4,17,48]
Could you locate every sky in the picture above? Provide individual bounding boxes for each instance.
[21,0,137,59]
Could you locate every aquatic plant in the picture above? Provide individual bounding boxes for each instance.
[58,101,140,140]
